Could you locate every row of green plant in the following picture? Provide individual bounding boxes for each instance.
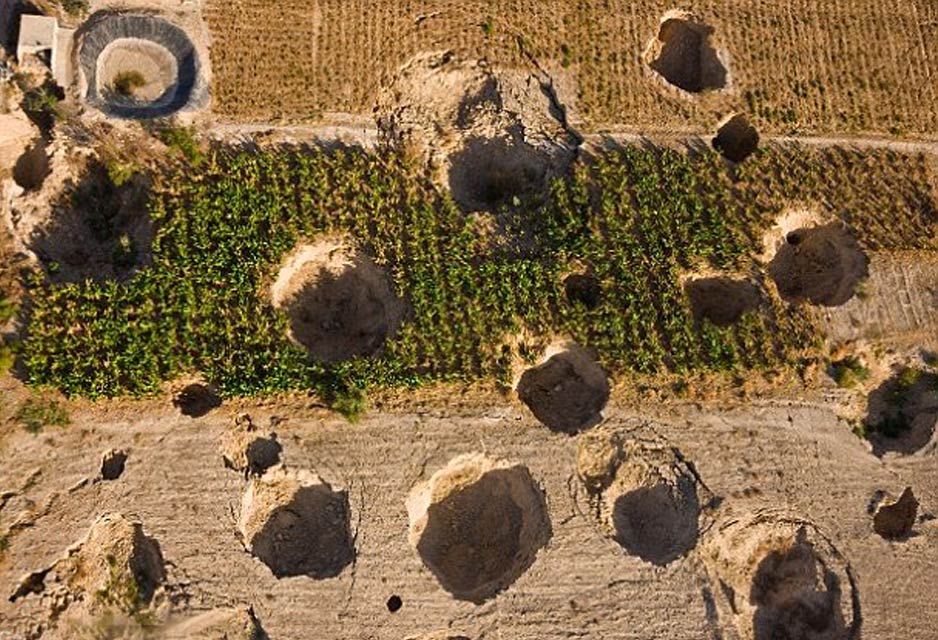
[18,143,934,402]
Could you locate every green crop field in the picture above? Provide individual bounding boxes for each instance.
[17,143,937,407]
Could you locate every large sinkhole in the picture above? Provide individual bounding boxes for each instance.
[408,455,551,603]
[612,475,700,566]
[685,276,761,326]
[25,159,153,283]
[447,136,550,212]
[272,242,403,363]
[517,346,609,434]
[702,516,861,640]
[13,138,50,191]
[239,469,355,580]
[564,273,602,310]
[78,13,200,118]
[713,114,759,162]
[647,15,727,93]
[750,531,850,640]
[768,223,869,306]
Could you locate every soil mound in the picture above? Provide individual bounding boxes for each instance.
[162,606,267,639]
[577,427,704,565]
[10,513,166,623]
[271,241,404,363]
[713,114,759,162]
[701,513,860,640]
[863,368,938,456]
[564,273,602,309]
[238,467,354,579]
[376,52,578,212]
[222,414,282,476]
[77,13,202,118]
[872,487,918,539]
[406,453,551,603]
[13,138,50,191]
[645,13,728,93]
[685,276,761,326]
[173,382,222,417]
[768,223,869,306]
[517,344,609,434]
[100,449,128,480]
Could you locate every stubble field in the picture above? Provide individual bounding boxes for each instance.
[204,0,938,136]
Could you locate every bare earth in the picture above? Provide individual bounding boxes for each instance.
[0,384,935,638]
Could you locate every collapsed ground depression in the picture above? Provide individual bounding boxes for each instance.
[1,0,938,638]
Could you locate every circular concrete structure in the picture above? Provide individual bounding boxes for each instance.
[78,13,199,118]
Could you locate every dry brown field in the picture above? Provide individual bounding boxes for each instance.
[204,0,938,136]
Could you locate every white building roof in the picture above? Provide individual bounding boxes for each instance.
[16,14,56,58]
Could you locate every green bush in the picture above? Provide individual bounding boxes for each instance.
[0,342,14,374]
[155,125,205,166]
[112,71,146,96]
[868,367,938,438]
[0,297,14,324]
[59,0,89,16]
[15,397,71,434]
[106,159,139,187]
[829,356,870,388]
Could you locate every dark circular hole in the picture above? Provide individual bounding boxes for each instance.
[564,273,602,310]
[173,383,222,418]
[785,232,802,246]
[386,594,402,612]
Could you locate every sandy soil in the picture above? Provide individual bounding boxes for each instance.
[0,385,935,639]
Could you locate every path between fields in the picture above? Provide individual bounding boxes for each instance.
[209,119,938,155]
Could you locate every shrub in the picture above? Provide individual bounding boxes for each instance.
[155,125,205,166]
[106,159,139,187]
[0,296,14,323]
[868,367,937,438]
[328,383,368,423]
[112,71,147,96]
[15,397,71,434]
[828,356,870,388]
[0,342,14,374]
[59,0,89,16]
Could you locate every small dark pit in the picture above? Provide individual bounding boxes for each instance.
[173,383,222,418]
[564,273,602,310]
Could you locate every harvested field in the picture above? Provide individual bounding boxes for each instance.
[204,0,938,137]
